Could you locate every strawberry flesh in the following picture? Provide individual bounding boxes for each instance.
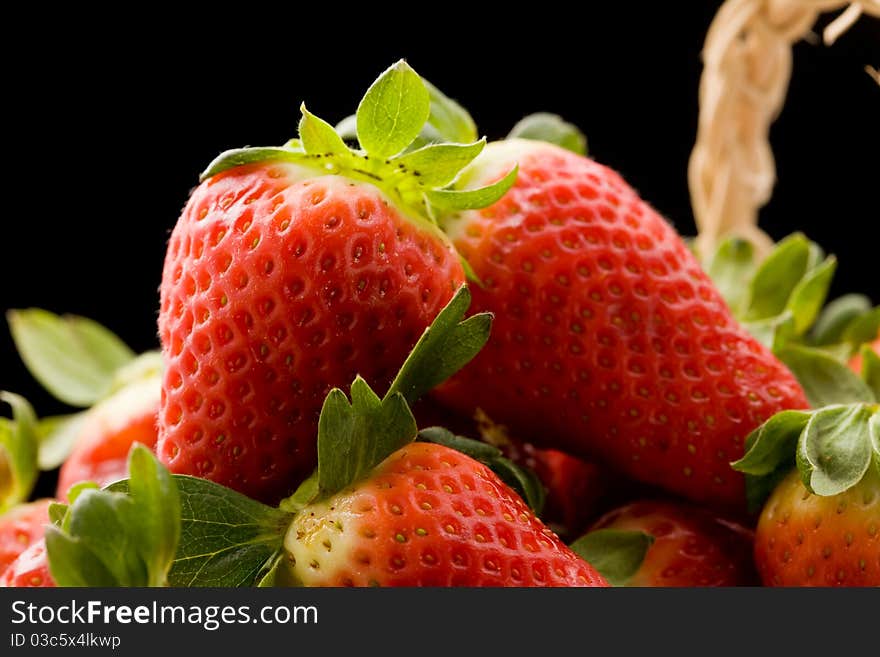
[436,141,809,511]
[158,165,463,502]
[285,442,607,586]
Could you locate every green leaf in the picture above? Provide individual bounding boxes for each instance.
[256,552,286,587]
[731,410,812,476]
[0,392,39,513]
[36,412,86,471]
[706,238,756,316]
[777,344,876,407]
[298,103,350,156]
[66,481,100,508]
[7,309,135,407]
[64,488,149,584]
[418,426,501,461]
[796,404,875,496]
[870,413,880,475]
[109,474,292,587]
[731,409,812,512]
[422,78,478,145]
[744,234,811,321]
[507,112,587,156]
[335,114,358,142]
[862,348,880,400]
[569,529,654,587]
[392,139,486,188]
[425,165,518,212]
[356,60,431,159]
[200,147,311,181]
[745,468,793,514]
[128,444,180,586]
[386,286,492,405]
[843,307,880,346]
[48,502,68,526]
[107,350,163,396]
[45,446,180,587]
[45,527,118,587]
[744,311,796,351]
[417,426,544,513]
[317,382,417,499]
[786,256,836,335]
[811,294,872,345]
[280,471,319,514]
[170,476,289,587]
[489,457,546,515]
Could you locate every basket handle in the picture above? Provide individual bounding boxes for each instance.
[688,0,879,258]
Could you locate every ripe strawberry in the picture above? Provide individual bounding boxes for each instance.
[273,290,605,587]
[57,375,160,499]
[734,400,879,586]
[434,139,808,510]
[0,499,50,574]
[588,499,758,586]
[284,441,607,587]
[754,469,879,586]
[0,539,55,587]
[156,62,514,502]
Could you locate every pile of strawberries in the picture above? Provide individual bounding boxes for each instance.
[2,62,877,588]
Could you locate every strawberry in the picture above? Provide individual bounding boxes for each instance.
[0,539,55,588]
[156,61,515,502]
[57,374,160,499]
[285,441,606,587]
[754,469,879,586]
[433,138,808,510]
[733,397,880,586]
[0,499,50,574]
[277,290,604,587]
[586,499,758,586]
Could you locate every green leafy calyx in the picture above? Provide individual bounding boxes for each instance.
[45,445,180,587]
[201,60,516,222]
[569,529,654,587]
[732,402,879,510]
[507,112,588,156]
[0,392,39,513]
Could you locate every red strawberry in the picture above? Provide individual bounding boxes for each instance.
[734,400,879,586]
[434,139,808,510]
[284,442,606,587]
[57,375,160,499]
[156,62,514,502]
[0,499,50,574]
[754,469,880,586]
[0,539,55,588]
[273,290,604,587]
[588,499,758,586]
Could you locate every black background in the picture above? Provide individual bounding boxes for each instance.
[3,5,878,418]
